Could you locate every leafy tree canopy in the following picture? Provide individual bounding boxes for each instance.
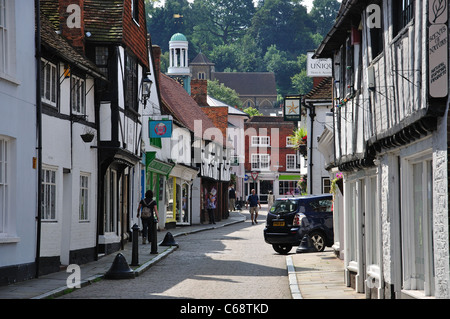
[146,0,340,97]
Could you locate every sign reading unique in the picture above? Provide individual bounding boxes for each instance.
[149,120,173,138]
[307,51,332,77]
[283,95,302,122]
[428,0,448,98]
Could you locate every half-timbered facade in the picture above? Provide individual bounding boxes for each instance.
[315,0,449,299]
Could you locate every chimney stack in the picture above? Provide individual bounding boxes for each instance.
[191,79,208,106]
[152,45,162,85]
[59,0,85,54]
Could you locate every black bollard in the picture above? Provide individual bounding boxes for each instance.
[105,253,135,279]
[131,223,140,266]
[296,234,316,253]
[150,217,158,254]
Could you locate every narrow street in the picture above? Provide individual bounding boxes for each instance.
[59,208,291,299]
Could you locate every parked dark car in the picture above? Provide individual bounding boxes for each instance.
[263,194,334,254]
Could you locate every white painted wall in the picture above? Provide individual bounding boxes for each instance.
[0,1,37,270]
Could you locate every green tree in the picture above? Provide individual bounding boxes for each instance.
[146,0,193,51]
[249,0,316,55]
[310,0,341,37]
[207,79,243,109]
[264,45,301,96]
[243,107,263,117]
[191,0,255,45]
[291,54,313,94]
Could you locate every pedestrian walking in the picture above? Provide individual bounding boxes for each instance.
[228,184,236,213]
[137,190,159,244]
[207,193,216,224]
[246,189,261,225]
[267,190,274,209]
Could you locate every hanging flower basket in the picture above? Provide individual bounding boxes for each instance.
[299,144,307,157]
[330,172,344,195]
[81,132,95,143]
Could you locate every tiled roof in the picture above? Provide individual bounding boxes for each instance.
[84,0,124,43]
[159,74,221,143]
[40,13,106,79]
[213,72,278,97]
[40,0,149,68]
[191,52,215,66]
[304,77,332,100]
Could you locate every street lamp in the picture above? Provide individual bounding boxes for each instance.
[141,72,153,108]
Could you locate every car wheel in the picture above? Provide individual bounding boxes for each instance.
[310,231,326,252]
[272,244,292,255]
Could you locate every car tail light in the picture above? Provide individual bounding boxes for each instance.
[294,213,307,227]
[293,214,300,226]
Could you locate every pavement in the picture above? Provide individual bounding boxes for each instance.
[0,207,365,300]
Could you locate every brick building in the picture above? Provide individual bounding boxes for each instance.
[244,116,306,202]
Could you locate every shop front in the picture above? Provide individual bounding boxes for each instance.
[145,152,174,230]
[165,164,199,227]
[243,173,302,202]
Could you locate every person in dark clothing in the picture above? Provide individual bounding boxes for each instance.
[246,189,261,225]
[137,190,159,244]
[228,185,236,213]
[207,193,216,224]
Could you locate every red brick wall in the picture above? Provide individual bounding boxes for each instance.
[191,79,208,106]
[244,120,296,172]
[122,0,149,69]
[201,107,228,144]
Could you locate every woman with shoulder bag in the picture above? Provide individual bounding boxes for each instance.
[137,190,159,244]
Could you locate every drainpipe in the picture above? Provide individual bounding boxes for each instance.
[303,101,316,194]
[35,0,43,278]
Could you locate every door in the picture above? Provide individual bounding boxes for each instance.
[259,180,273,203]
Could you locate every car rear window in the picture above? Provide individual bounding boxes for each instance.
[307,199,333,212]
[270,200,298,214]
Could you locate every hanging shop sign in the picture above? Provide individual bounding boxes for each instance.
[283,95,302,122]
[149,120,173,138]
[428,0,448,98]
[306,51,332,77]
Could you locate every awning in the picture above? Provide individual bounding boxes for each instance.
[279,175,301,181]
[146,152,174,176]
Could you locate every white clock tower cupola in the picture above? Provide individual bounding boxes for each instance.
[167,33,192,94]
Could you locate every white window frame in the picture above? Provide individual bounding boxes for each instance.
[251,136,270,147]
[251,153,270,171]
[322,177,331,194]
[286,154,297,171]
[41,58,58,107]
[401,152,435,297]
[131,0,139,25]
[0,0,16,81]
[0,137,9,235]
[71,74,86,114]
[42,166,57,221]
[79,173,89,221]
[286,136,295,148]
